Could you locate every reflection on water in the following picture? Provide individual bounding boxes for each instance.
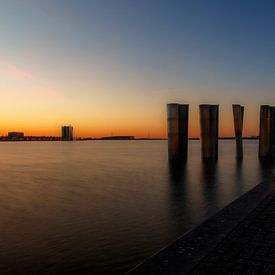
[0,140,273,274]
[259,159,275,180]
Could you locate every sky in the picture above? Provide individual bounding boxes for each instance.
[0,0,275,138]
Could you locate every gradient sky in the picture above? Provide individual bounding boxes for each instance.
[0,0,275,138]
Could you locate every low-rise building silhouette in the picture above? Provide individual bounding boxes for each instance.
[8,132,24,141]
[99,136,134,140]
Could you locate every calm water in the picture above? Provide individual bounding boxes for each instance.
[0,140,273,274]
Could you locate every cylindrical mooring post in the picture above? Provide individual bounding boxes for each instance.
[270,107,275,159]
[178,104,189,160]
[167,103,189,160]
[199,104,219,160]
[167,104,180,160]
[232,104,244,159]
[259,105,271,158]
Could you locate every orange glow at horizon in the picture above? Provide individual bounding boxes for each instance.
[0,62,264,139]
[0,106,260,139]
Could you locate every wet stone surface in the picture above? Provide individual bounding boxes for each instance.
[128,182,275,275]
[191,194,275,274]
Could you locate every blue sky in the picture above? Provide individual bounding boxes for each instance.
[0,0,274,137]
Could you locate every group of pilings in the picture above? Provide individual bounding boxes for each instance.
[167,103,274,161]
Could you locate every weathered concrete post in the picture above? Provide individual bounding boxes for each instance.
[167,103,189,160]
[232,104,244,159]
[199,104,219,160]
[178,104,189,160]
[167,104,179,160]
[259,105,271,158]
[270,107,275,159]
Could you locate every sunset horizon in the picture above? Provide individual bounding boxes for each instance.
[0,103,265,139]
[1,1,274,139]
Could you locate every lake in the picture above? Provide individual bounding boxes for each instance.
[0,140,272,274]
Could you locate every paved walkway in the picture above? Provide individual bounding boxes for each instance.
[127,181,275,275]
[191,193,275,274]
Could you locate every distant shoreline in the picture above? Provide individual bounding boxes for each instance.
[0,137,259,142]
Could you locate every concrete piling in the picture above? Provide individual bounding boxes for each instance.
[232,105,244,159]
[166,103,275,161]
[167,104,180,160]
[270,107,275,159]
[259,105,271,158]
[167,103,189,160]
[199,105,219,160]
[178,104,189,160]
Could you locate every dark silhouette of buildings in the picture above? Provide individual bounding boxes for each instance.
[8,132,24,141]
[99,136,134,140]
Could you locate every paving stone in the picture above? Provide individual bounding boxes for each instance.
[127,182,275,275]
[191,192,275,274]
[261,263,275,274]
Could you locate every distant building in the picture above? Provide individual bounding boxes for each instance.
[61,126,74,140]
[8,132,24,141]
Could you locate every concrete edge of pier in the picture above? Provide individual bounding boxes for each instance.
[126,180,272,274]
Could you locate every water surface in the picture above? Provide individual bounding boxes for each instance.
[0,140,272,274]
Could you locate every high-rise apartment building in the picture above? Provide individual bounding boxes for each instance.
[61,126,73,140]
